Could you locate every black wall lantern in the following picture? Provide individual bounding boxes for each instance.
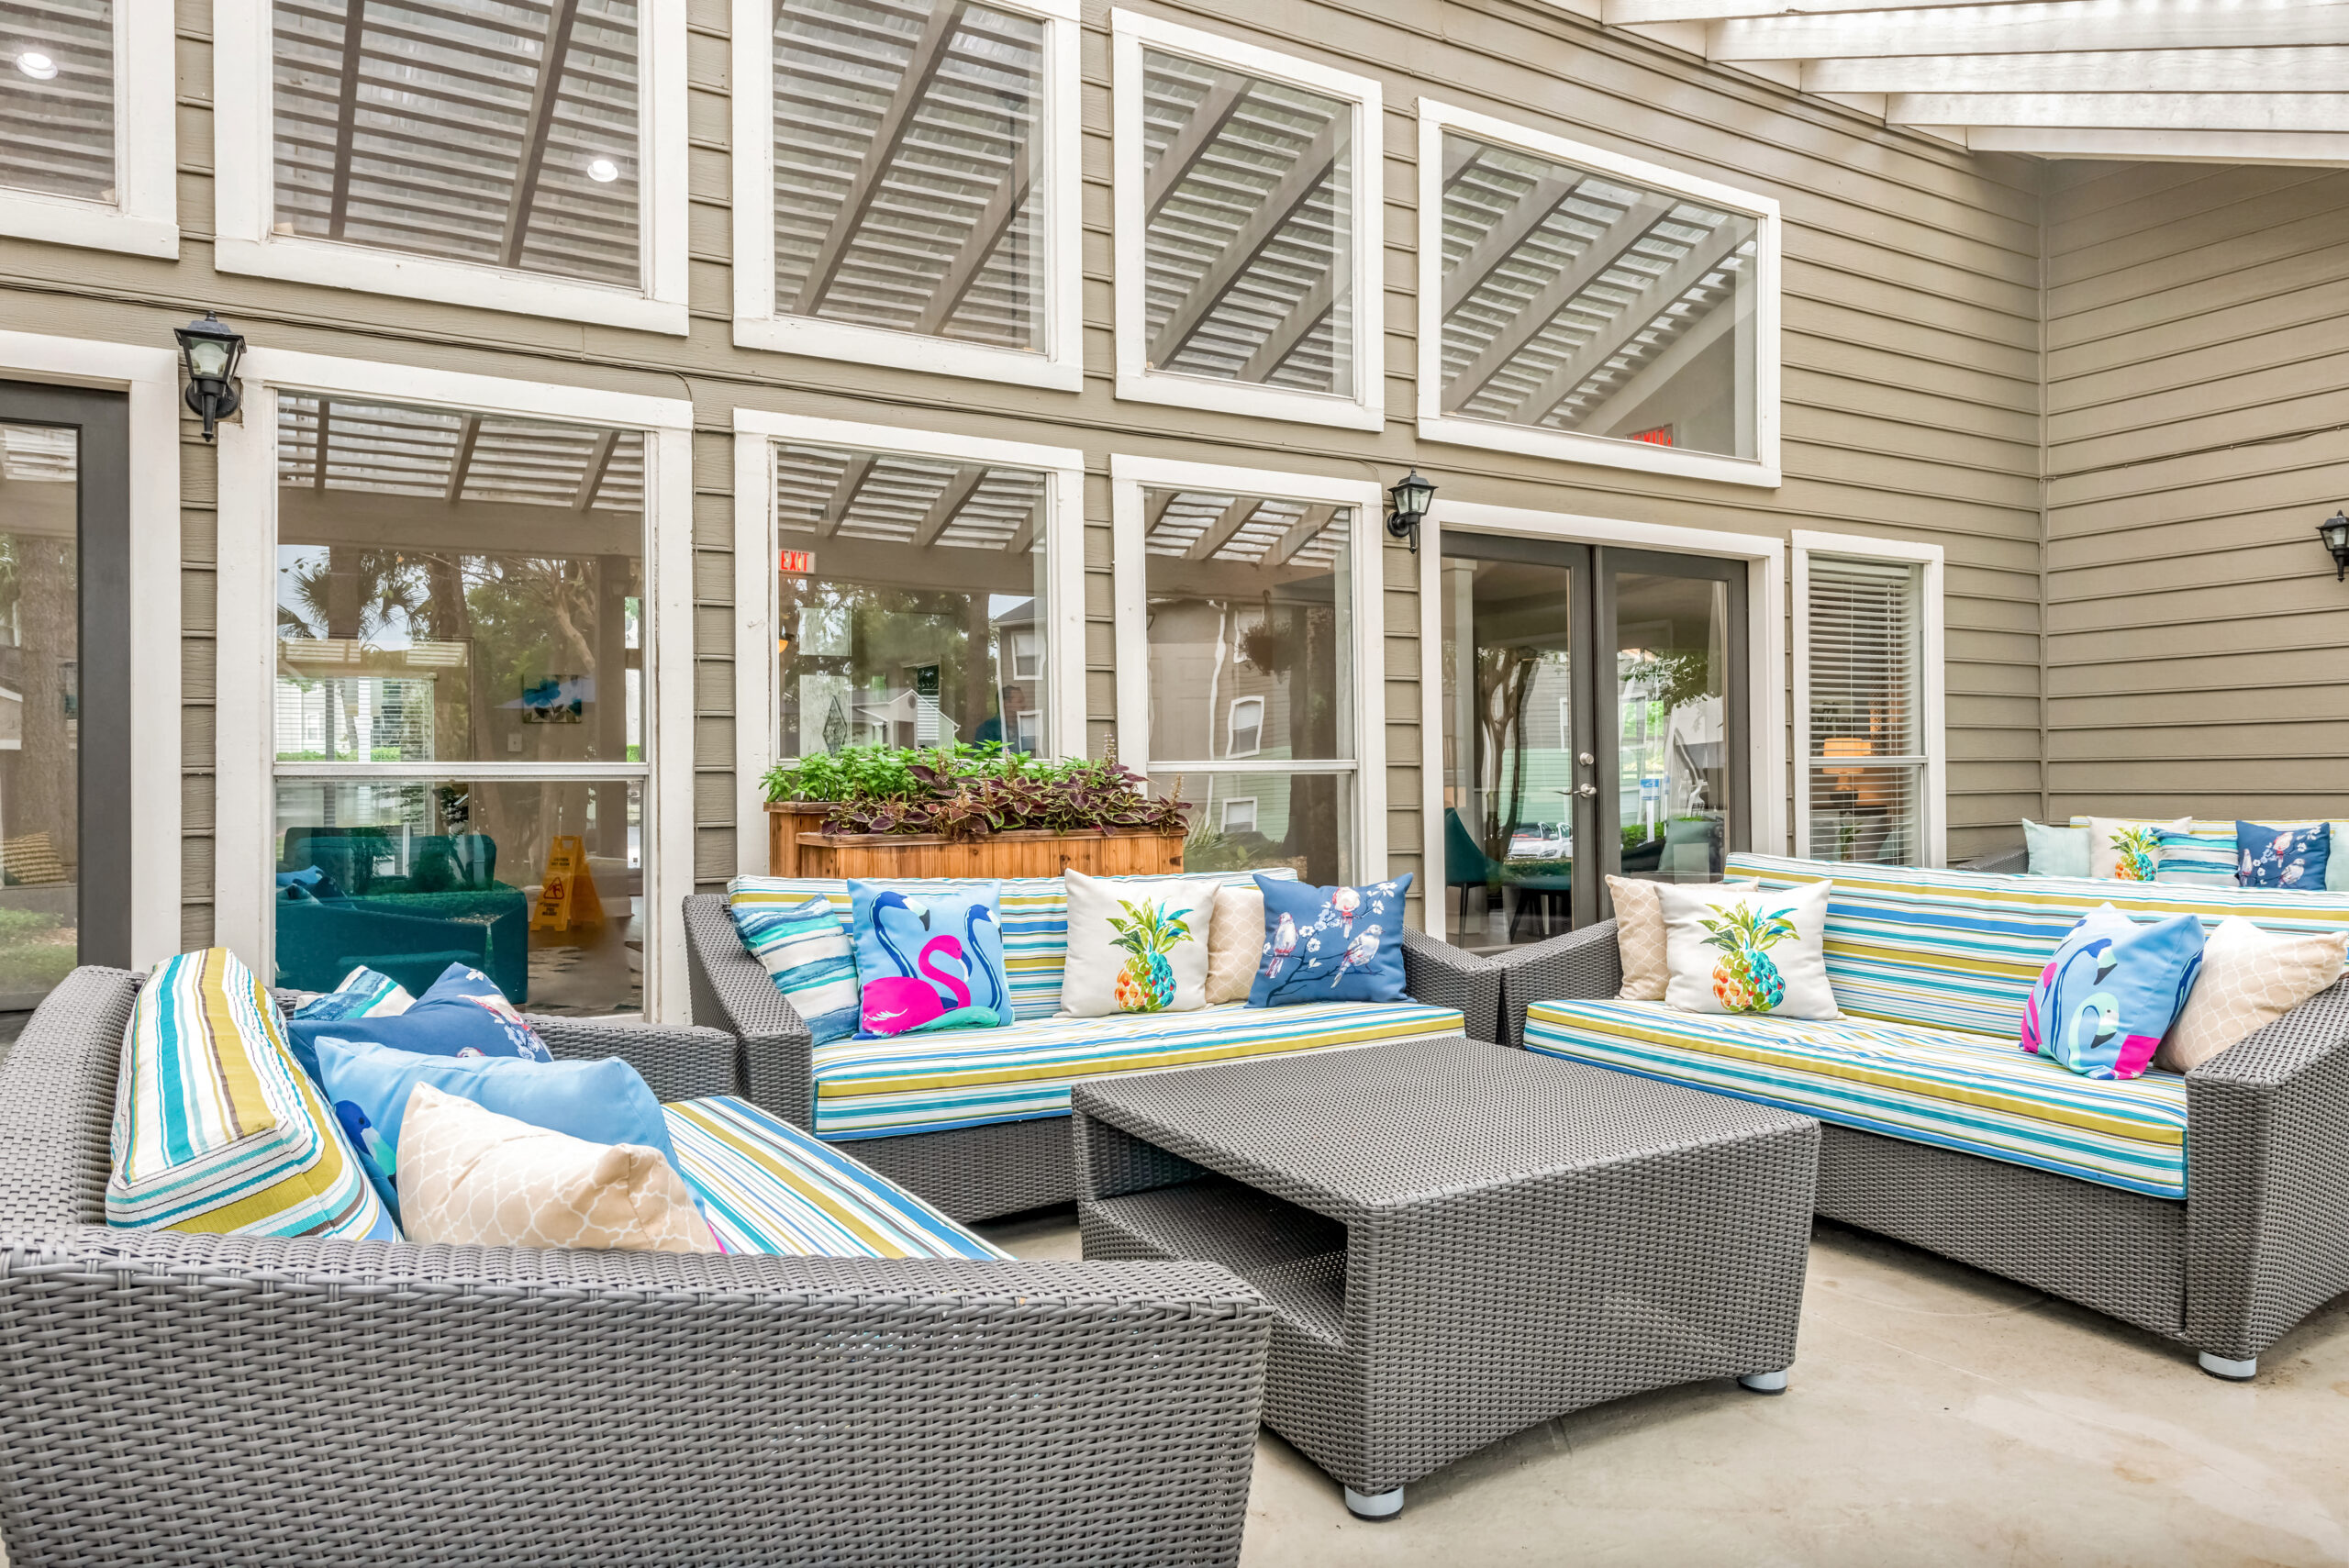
[173,311,246,441]
[1386,468,1436,554]
[2321,510,2349,582]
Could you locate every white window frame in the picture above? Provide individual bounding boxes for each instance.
[1414,100,1782,488]
[1110,12,1385,433]
[0,0,177,256]
[211,0,691,335]
[213,350,696,1017]
[1792,528,1946,868]
[731,409,1087,872]
[1109,452,1386,876]
[730,0,1084,390]
[1226,695,1264,758]
[1219,795,1257,834]
[0,329,182,963]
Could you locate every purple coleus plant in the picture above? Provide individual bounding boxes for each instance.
[763,743,1192,842]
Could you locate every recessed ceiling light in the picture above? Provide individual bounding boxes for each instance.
[586,157,620,183]
[17,51,59,80]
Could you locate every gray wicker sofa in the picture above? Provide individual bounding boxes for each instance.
[1492,875,2349,1382]
[0,967,1274,1567]
[686,891,1502,1224]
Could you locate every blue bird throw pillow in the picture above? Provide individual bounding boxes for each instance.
[2019,904,2205,1081]
[1246,873,1412,1007]
[848,879,1013,1039]
[284,962,551,1089]
[2238,820,2330,891]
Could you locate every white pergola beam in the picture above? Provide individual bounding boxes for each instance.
[1710,0,2349,61]
[1809,45,2349,93]
[1608,0,2038,21]
[1892,92,2349,132]
[1949,124,2349,163]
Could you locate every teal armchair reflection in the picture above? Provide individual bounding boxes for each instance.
[274,829,530,1003]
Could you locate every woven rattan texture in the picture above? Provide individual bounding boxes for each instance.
[1965,848,2030,873]
[1,968,1275,1567]
[685,892,816,1120]
[1399,925,1503,1042]
[1493,919,1623,1047]
[1074,1039,1818,1494]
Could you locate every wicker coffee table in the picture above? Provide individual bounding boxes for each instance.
[1074,1036,1820,1518]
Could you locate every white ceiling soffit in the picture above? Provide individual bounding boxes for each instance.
[1578,0,2349,166]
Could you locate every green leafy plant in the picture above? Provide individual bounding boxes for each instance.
[762,743,1192,842]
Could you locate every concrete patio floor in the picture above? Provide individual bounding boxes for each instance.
[979,1209,2349,1568]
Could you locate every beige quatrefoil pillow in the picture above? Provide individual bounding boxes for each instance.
[1609,874,1756,1001]
[2159,917,2348,1074]
[396,1083,719,1253]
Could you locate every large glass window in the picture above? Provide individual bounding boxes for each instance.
[0,421,80,1010]
[773,440,1050,756]
[1803,553,1926,866]
[271,394,648,1015]
[271,0,643,288]
[2,0,113,203]
[771,0,1047,352]
[1431,123,1764,463]
[1138,486,1354,884]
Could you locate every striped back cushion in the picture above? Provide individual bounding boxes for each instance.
[728,894,862,1043]
[728,868,1294,1022]
[109,947,395,1240]
[1728,854,2349,1040]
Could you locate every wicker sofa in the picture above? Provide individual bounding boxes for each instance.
[1495,854,2349,1381]
[686,880,1502,1223]
[0,966,1274,1567]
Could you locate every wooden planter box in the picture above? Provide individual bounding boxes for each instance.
[767,804,1184,879]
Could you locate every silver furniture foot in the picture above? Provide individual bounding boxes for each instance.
[2198,1351,2256,1382]
[1345,1486,1404,1519]
[1738,1370,1789,1395]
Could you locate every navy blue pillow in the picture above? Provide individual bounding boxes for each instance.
[1246,873,1413,1007]
[285,962,551,1087]
[2237,821,2330,891]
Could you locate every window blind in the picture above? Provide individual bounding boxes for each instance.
[1806,554,1923,865]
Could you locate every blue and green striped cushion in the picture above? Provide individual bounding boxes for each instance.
[1524,999,2189,1199]
[1727,854,2349,1041]
[727,869,1295,1023]
[663,1095,1008,1259]
[2152,827,2238,886]
[727,893,861,1043]
[109,948,396,1240]
[811,998,1464,1140]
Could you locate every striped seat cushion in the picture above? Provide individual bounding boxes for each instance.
[1524,999,2190,1199]
[109,947,396,1240]
[811,998,1465,1140]
[665,1095,1008,1259]
[728,868,1294,1023]
[1727,853,2349,1040]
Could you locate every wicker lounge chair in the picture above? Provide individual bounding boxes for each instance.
[0,966,1273,1567]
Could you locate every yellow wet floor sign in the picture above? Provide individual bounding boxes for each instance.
[531,836,606,932]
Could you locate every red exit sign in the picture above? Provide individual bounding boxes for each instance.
[1629,426,1674,447]
[777,549,816,574]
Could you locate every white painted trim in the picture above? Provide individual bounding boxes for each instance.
[1790,528,1946,870]
[0,0,178,257]
[730,408,1089,868]
[1421,500,1790,860]
[1110,11,1387,433]
[1950,125,2349,166]
[1417,518,1442,934]
[1108,452,1386,881]
[1413,100,1783,489]
[0,331,182,966]
[212,0,691,335]
[216,350,697,1015]
[729,0,1085,390]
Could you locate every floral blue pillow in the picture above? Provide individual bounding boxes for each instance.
[284,962,551,1089]
[2019,905,2205,1081]
[2238,821,2330,891]
[1247,874,1413,1007]
[848,879,1012,1038]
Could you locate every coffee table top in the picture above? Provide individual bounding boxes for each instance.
[1072,1036,1815,1220]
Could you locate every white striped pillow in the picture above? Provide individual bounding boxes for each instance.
[109,947,395,1240]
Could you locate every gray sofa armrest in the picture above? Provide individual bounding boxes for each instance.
[684,891,818,1128]
[2182,977,2349,1363]
[1962,848,2029,874]
[534,1016,742,1105]
[1402,925,1503,1042]
[1495,919,1622,1048]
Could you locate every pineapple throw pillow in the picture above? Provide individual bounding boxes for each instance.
[1059,870,1219,1018]
[2087,817,2189,882]
[1658,881,1840,1021]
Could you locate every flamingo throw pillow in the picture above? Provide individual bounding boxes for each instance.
[1246,874,1412,1008]
[2019,904,2205,1080]
[846,880,1015,1039]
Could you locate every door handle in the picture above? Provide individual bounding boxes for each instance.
[1575,784,1598,799]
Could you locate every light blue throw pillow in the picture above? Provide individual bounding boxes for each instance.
[848,879,1012,1039]
[2021,819,2092,878]
[1247,873,1413,1007]
[729,893,861,1044]
[317,1037,679,1224]
[2019,905,2205,1081]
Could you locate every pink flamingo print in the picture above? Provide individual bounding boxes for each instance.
[861,933,970,1032]
[1264,911,1298,979]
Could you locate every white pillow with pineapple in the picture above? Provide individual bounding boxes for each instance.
[1058,870,1220,1018]
[2086,816,2190,883]
[1657,881,1842,1021]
